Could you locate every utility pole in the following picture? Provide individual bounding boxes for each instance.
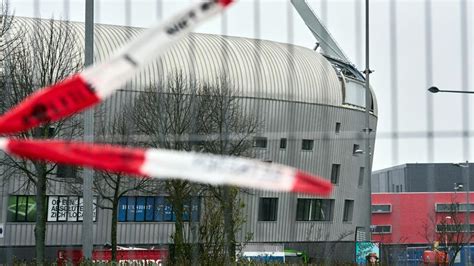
[82,0,94,259]
[464,162,471,265]
[364,0,372,241]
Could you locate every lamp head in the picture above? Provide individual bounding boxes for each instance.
[428,86,440,93]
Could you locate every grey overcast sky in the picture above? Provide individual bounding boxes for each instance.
[8,0,474,171]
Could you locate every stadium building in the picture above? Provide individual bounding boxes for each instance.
[0,17,377,262]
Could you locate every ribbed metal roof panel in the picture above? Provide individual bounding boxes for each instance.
[10,17,375,112]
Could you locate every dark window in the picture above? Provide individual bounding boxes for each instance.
[371,204,392,213]
[296,199,333,221]
[436,203,474,212]
[343,200,354,222]
[358,167,365,186]
[118,196,200,222]
[372,225,391,234]
[48,126,55,137]
[254,137,267,148]
[437,224,474,232]
[302,139,314,151]
[57,165,77,178]
[335,122,341,134]
[258,197,278,221]
[353,144,361,154]
[396,185,400,192]
[7,195,36,222]
[280,138,287,149]
[331,164,341,184]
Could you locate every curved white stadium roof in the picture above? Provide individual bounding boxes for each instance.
[11,17,377,115]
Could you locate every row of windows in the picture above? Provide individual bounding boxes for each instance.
[118,196,200,222]
[373,224,474,234]
[370,224,474,234]
[330,164,365,186]
[254,137,362,156]
[8,195,354,224]
[253,137,315,151]
[255,122,343,150]
[372,203,474,214]
[436,224,474,233]
[8,195,97,222]
[259,198,354,222]
[435,203,474,213]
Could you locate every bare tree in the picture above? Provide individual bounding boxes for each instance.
[199,193,252,265]
[131,72,197,264]
[92,112,153,262]
[0,0,19,67]
[131,72,259,264]
[0,19,81,264]
[419,197,472,265]
[437,202,471,265]
[196,76,259,263]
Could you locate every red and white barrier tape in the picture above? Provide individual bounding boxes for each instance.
[0,138,332,195]
[0,0,233,135]
[0,0,333,195]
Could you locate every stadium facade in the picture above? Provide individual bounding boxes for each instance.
[0,18,378,262]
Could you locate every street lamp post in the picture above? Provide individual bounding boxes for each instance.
[445,216,452,248]
[454,162,471,264]
[364,0,372,241]
[428,86,474,94]
[464,163,471,265]
[429,87,472,264]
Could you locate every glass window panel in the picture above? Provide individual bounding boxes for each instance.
[57,196,68,221]
[343,200,354,222]
[314,200,322,220]
[145,197,154,222]
[191,198,200,222]
[331,164,340,184]
[135,197,146,222]
[164,198,173,222]
[258,198,278,221]
[335,122,341,134]
[371,205,391,213]
[118,197,127,222]
[126,197,136,222]
[7,196,17,222]
[78,197,84,221]
[280,138,287,149]
[67,197,79,222]
[27,196,36,222]
[16,196,28,222]
[254,137,268,148]
[373,225,392,234]
[155,197,164,222]
[47,197,58,222]
[183,202,190,221]
[302,139,314,151]
[358,167,365,186]
[92,197,97,222]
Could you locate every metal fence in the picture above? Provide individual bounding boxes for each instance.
[0,0,473,265]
